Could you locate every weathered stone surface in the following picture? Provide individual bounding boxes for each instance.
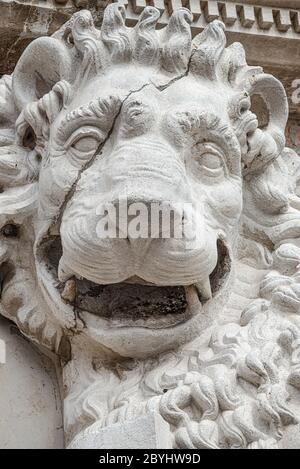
[0,2,300,450]
[0,317,63,448]
[68,413,172,449]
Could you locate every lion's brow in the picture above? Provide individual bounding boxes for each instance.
[60,95,121,132]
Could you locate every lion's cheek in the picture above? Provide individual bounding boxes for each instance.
[38,157,79,218]
[211,181,243,221]
[193,179,242,231]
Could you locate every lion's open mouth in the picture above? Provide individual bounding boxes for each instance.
[69,280,193,328]
[40,237,230,329]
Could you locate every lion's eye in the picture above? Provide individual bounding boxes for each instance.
[66,128,103,162]
[197,153,221,170]
[192,144,225,179]
[71,136,99,153]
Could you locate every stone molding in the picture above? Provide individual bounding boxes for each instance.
[12,0,300,38]
[123,0,300,38]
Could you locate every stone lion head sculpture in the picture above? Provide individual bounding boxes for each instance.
[1,4,300,449]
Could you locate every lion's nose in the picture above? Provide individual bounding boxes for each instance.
[104,197,191,240]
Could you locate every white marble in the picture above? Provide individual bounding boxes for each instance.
[68,412,172,449]
[0,4,300,449]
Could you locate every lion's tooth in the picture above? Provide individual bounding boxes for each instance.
[58,258,74,283]
[61,278,76,303]
[195,278,212,302]
[185,285,202,309]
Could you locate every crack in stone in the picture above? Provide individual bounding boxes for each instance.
[54,82,152,229]
[153,48,197,92]
[52,64,196,332]
[54,62,195,231]
[33,48,198,330]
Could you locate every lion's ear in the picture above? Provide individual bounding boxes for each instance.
[222,43,288,175]
[243,73,288,174]
[12,31,74,112]
[10,10,105,158]
[12,9,104,113]
[236,72,288,176]
[10,20,75,156]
